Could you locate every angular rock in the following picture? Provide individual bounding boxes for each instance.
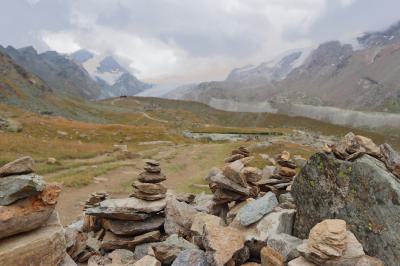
[0,156,34,177]
[133,242,157,260]
[101,230,161,250]
[203,223,245,266]
[277,151,291,162]
[172,249,208,266]
[267,233,302,262]
[380,143,400,177]
[102,215,164,236]
[262,166,276,179]
[61,253,77,266]
[86,197,166,220]
[164,198,199,237]
[133,255,161,266]
[130,190,166,201]
[236,192,278,226]
[192,193,216,213]
[223,160,247,186]
[133,181,167,195]
[210,173,251,196]
[213,188,243,204]
[292,153,400,265]
[241,167,262,184]
[108,249,135,264]
[0,183,61,239]
[0,212,66,266]
[288,256,316,266]
[277,167,297,178]
[0,173,45,205]
[191,212,223,247]
[225,154,245,163]
[152,234,198,265]
[138,172,166,183]
[261,246,284,266]
[278,193,294,205]
[355,135,380,156]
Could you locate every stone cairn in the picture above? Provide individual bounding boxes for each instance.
[130,159,167,201]
[0,156,64,266]
[84,191,109,210]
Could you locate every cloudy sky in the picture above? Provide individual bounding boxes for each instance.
[0,0,399,84]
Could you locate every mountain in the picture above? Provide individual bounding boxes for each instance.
[0,46,102,99]
[172,21,400,114]
[70,50,152,98]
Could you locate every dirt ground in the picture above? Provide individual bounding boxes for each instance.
[53,143,237,225]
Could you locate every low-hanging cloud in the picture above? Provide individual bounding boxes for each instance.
[1,0,400,83]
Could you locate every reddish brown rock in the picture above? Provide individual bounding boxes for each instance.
[261,246,285,266]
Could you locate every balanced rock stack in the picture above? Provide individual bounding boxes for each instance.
[289,219,384,265]
[224,146,251,163]
[130,159,167,201]
[0,156,65,266]
[257,150,298,196]
[84,191,109,210]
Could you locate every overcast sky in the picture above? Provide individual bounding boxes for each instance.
[0,0,399,84]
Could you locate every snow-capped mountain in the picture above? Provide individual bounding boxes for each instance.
[70,50,152,98]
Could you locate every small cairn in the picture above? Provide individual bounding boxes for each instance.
[84,191,109,210]
[130,159,167,201]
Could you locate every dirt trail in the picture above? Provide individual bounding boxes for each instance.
[55,143,237,225]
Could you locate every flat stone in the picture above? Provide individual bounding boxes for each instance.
[355,135,380,156]
[0,183,61,239]
[0,211,66,266]
[203,223,245,266]
[102,215,164,236]
[164,198,199,238]
[138,172,166,183]
[223,160,247,186]
[145,159,160,166]
[133,181,167,194]
[130,190,166,201]
[172,249,208,266]
[210,173,251,196]
[101,230,161,250]
[0,173,45,205]
[144,166,162,173]
[277,167,297,178]
[0,156,35,177]
[261,246,284,266]
[86,197,166,220]
[236,192,278,226]
[213,188,243,204]
[267,233,302,262]
[133,255,161,266]
[225,154,245,163]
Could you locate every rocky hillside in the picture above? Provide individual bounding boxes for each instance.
[70,50,152,98]
[172,21,400,114]
[0,45,102,100]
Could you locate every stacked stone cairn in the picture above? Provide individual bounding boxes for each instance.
[0,156,65,266]
[84,191,109,210]
[130,159,167,201]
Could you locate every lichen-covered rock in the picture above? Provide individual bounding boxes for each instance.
[0,173,45,205]
[0,183,61,239]
[292,153,400,265]
[0,212,66,266]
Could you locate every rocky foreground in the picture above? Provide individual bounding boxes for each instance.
[0,132,399,265]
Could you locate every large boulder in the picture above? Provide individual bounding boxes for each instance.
[0,183,61,239]
[0,156,34,177]
[292,153,400,265]
[0,211,66,266]
[0,173,45,205]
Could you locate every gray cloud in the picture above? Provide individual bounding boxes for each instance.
[0,0,399,83]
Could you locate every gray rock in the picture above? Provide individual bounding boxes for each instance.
[172,249,209,266]
[262,166,276,179]
[292,152,400,265]
[267,233,302,262]
[107,249,135,264]
[279,193,294,204]
[164,198,199,238]
[236,192,278,226]
[152,234,198,265]
[210,173,251,196]
[101,230,161,250]
[192,193,216,213]
[0,173,45,205]
[222,160,247,186]
[0,156,34,177]
[102,215,164,236]
[85,197,166,221]
[0,212,66,266]
[380,143,400,178]
[133,242,157,260]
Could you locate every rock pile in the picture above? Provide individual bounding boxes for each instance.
[130,159,167,201]
[293,132,400,265]
[0,156,65,266]
[84,191,109,210]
